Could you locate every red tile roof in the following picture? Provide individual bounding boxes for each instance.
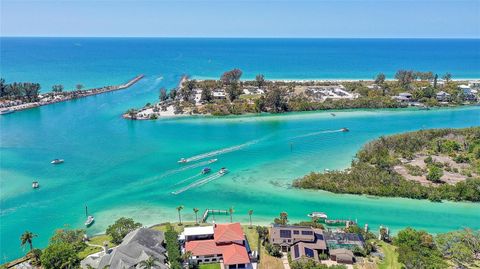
[214,223,244,243]
[185,240,220,256]
[221,243,250,265]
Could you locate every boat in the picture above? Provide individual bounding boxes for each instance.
[208,158,218,163]
[51,159,64,164]
[307,212,328,219]
[178,158,188,164]
[32,181,39,189]
[330,113,336,117]
[201,167,211,174]
[0,109,15,115]
[219,167,228,175]
[340,128,349,132]
[84,205,94,227]
[85,216,95,227]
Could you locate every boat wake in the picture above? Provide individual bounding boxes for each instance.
[159,160,214,179]
[172,172,224,195]
[289,129,343,140]
[183,139,260,163]
[173,173,202,186]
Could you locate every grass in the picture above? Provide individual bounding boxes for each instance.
[78,234,117,259]
[242,225,259,251]
[199,263,221,269]
[376,241,402,269]
[259,246,284,269]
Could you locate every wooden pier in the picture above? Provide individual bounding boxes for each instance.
[201,209,229,223]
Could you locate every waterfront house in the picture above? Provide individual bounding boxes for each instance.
[269,225,327,261]
[329,248,355,264]
[394,92,413,102]
[459,85,477,101]
[436,91,451,102]
[213,89,227,99]
[183,223,253,269]
[324,231,365,251]
[81,228,167,269]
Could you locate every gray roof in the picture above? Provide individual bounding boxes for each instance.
[96,228,167,269]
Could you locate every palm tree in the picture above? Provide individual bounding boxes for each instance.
[139,256,160,269]
[193,208,199,225]
[280,212,288,225]
[248,209,254,228]
[182,251,193,263]
[176,205,184,225]
[229,207,234,223]
[20,231,37,251]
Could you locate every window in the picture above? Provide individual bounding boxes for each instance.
[280,230,292,238]
[229,265,236,269]
[301,231,313,235]
[293,230,299,235]
[293,245,300,258]
[304,248,314,258]
[239,264,246,269]
[204,259,210,262]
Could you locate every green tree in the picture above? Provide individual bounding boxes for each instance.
[427,165,443,182]
[52,84,64,93]
[159,87,168,101]
[193,208,199,225]
[169,88,178,100]
[176,205,184,225]
[20,231,37,251]
[50,228,87,252]
[395,70,416,87]
[274,212,289,225]
[255,74,265,87]
[75,84,84,91]
[40,242,79,269]
[433,74,438,88]
[200,87,213,103]
[248,209,254,228]
[106,217,142,244]
[139,256,160,269]
[265,87,287,113]
[374,73,386,85]
[443,73,452,82]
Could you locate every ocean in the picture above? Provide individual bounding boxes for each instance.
[1,37,479,261]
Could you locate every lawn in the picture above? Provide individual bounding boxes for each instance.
[78,234,117,259]
[242,225,259,251]
[376,241,402,269]
[199,263,221,269]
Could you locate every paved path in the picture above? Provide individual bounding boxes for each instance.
[281,253,290,269]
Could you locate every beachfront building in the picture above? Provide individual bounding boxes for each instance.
[81,228,167,269]
[242,88,265,95]
[213,89,227,99]
[183,223,253,269]
[436,91,451,102]
[269,225,327,261]
[305,86,358,102]
[459,85,477,101]
[393,92,413,102]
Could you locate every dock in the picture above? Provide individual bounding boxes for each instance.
[201,209,229,223]
[2,74,145,114]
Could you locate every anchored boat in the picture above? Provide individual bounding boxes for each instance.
[307,212,328,219]
[0,109,15,115]
[32,181,39,189]
[84,205,95,227]
[51,159,64,164]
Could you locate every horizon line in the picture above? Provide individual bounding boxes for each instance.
[1,35,479,39]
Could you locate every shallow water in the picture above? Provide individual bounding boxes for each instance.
[1,38,480,261]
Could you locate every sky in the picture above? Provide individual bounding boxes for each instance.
[1,0,479,38]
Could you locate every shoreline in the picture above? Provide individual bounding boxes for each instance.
[1,74,144,114]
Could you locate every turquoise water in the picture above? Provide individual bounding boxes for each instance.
[1,38,480,261]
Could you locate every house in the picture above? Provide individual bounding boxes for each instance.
[459,85,477,101]
[436,91,451,102]
[324,231,365,252]
[184,223,253,269]
[329,248,355,264]
[269,225,327,261]
[213,89,227,99]
[81,228,167,269]
[393,92,413,102]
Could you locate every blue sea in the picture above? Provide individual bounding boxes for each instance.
[1,38,480,262]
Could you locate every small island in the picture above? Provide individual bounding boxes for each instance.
[124,69,479,120]
[293,127,480,202]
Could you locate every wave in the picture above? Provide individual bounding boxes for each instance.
[183,139,261,163]
[172,172,224,195]
[173,173,202,186]
[289,129,343,140]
